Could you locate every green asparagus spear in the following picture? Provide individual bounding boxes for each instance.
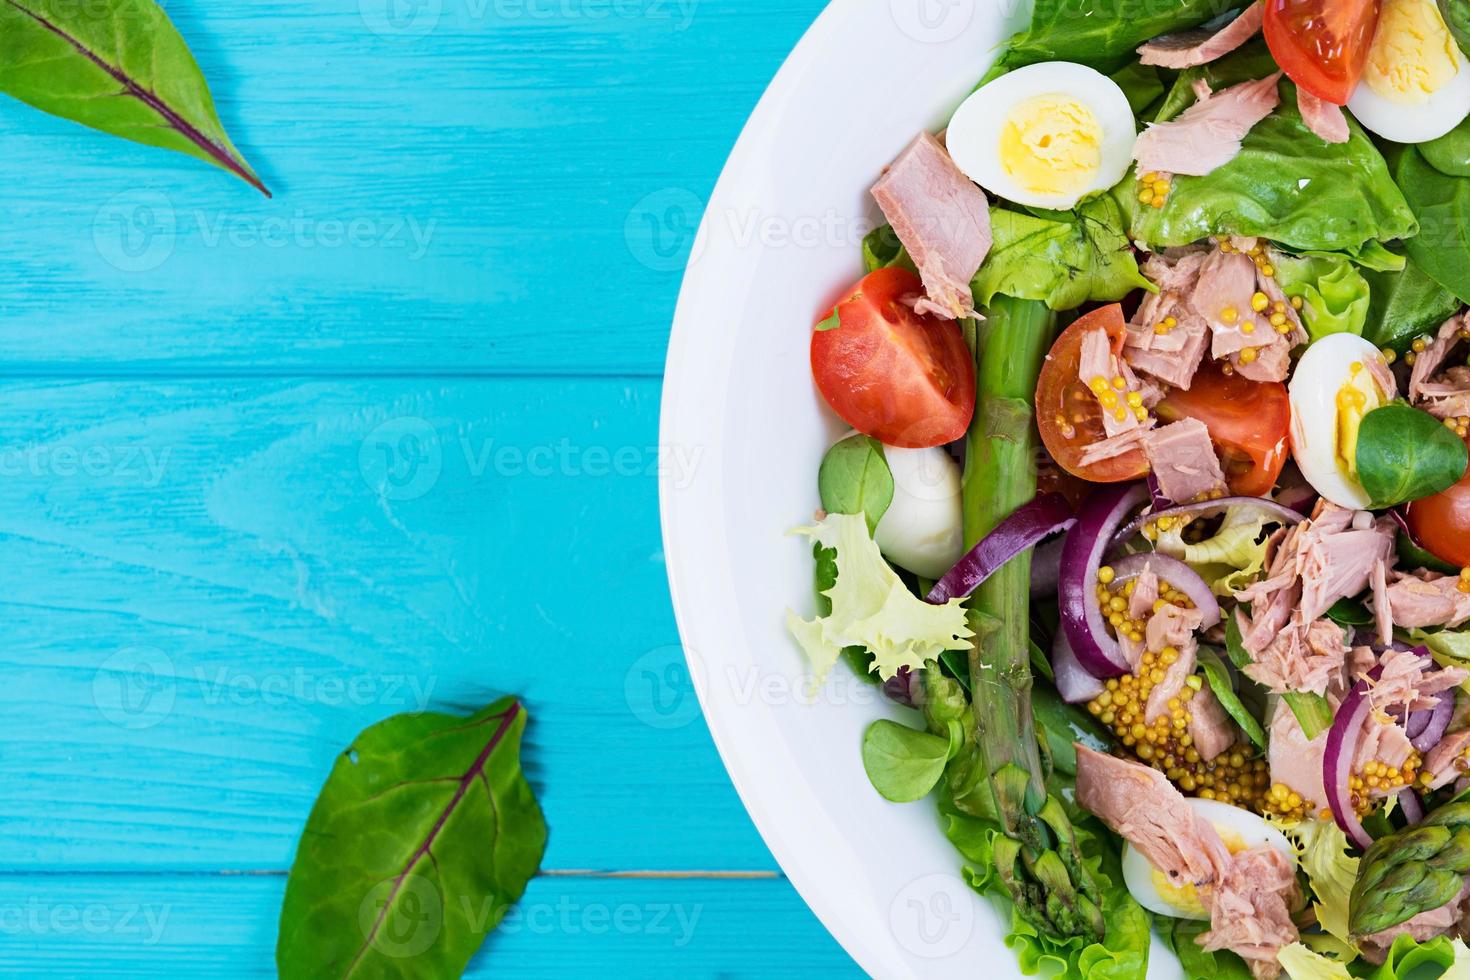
[1349,801,1470,937]
[962,297,1105,943]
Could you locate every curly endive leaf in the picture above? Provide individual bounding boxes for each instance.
[0,0,267,193]
[277,698,547,979]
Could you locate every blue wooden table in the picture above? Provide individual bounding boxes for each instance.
[0,0,860,974]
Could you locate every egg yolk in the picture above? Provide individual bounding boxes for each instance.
[1147,826,1251,918]
[1335,361,1388,480]
[1364,0,1460,104]
[997,94,1102,199]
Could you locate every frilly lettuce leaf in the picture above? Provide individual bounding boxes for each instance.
[1280,820,1360,959]
[1278,943,1352,979]
[786,513,970,682]
[1362,934,1470,978]
[1156,506,1273,596]
[1274,253,1371,341]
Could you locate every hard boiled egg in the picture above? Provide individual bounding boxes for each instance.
[1122,798,1295,920]
[1289,334,1396,510]
[873,444,964,580]
[946,62,1136,211]
[1347,0,1470,143]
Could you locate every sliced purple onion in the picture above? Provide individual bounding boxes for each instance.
[1108,553,1222,631]
[1410,690,1455,752]
[926,492,1075,605]
[1399,789,1426,826]
[1147,472,1173,511]
[1051,630,1105,704]
[1110,496,1305,553]
[1059,483,1150,679]
[1325,666,1384,850]
[1275,478,1318,516]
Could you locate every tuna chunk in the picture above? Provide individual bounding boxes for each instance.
[1243,618,1348,696]
[1198,845,1300,980]
[1124,251,1212,389]
[1366,646,1467,717]
[1079,326,1155,444]
[1146,637,1198,723]
[1268,699,1329,807]
[1384,570,1470,630]
[1137,3,1264,68]
[871,133,991,320]
[1148,602,1206,653]
[1359,883,1470,964]
[1192,250,1260,353]
[1129,566,1161,621]
[1422,729,1470,792]
[1075,746,1231,888]
[1143,418,1228,504]
[1409,314,1470,420]
[1133,73,1282,177]
[1297,89,1350,144]
[1189,684,1237,763]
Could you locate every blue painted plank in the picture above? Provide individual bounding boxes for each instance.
[0,0,826,372]
[0,378,770,872]
[0,874,859,977]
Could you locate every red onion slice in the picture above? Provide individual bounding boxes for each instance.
[1108,553,1222,631]
[926,492,1075,605]
[1110,496,1305,552]
[1325,666,1384,850]
[1399,789,1426,826]
[1147,472,1173,511]
[1051,630,1105,704]
[1059,483,1150,679]
[1410,690,1456,752]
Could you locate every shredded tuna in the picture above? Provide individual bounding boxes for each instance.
[1198,845,1299,980]
[1129,566,1161,621]
[1384,570,1470,629]
[1124,251,1211,389]
[1148,602,1206,654]
[1077,428,1148,467]
[1268,699,1329,807]
[1133,73,1282,177]
[1297,89,1350,144]
[1359,883,1470,964]
[1143,419,1228,504]
[1366,646,1468,717]
[1146,634,1199,723]
[1137,3,1264,68]
[1423,730,1470,792]
[1409,314,1470,420]
[871,133,991,320]
[1194,250,1260,357]
[1189,684,1237,763]
[1372,558,1394,646]
[1243,618,1349,697]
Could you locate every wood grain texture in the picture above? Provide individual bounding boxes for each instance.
[0,0,827,373]
[0,873,855,977]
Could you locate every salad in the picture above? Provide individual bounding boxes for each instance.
[787,2,1470,978]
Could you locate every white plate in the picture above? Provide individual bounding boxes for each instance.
[659,2,1176,976]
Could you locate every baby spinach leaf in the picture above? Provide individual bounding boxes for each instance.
[861,718,950,803]
[278,698,546,980]
[818,434,893,534]
[1326,598,1374,627]
[971,195,1151,312]
[1356,403,1470,509]
[984,0,1231,79]
[0,0,267,194]
[1441,0,1470,60]
[1196,647,1266,750]
[1397,531,1462,576]
[1365,256,1463,352]
[1393,146,1470,305]
[1119,79,1416,254]
[1421,114,1470,177]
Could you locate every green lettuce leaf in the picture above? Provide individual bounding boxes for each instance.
[984,0,1226,78]
[1109,61,1164,116]
[1118,78,1416,254]
[1361,934,1470,978]
[787,513,971,682]
[1157,919,1254,979]
[1155,505,1273,596]
[1281,820,1360,957]
[972,196,1152,312]
[1364,256,1464,353]
[1278,943,1352,979]
[1274,253,1371,341]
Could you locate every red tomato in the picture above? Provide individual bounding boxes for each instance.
[1264,0,1381,105]
[1406,446,1470,568]
[1157,361,1291,498]
[810,267,975,449]
[1035,304,1149,483]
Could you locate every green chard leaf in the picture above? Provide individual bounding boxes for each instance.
[971,195,1151,311]
[277,698,546,980]
[1196,647,1266,750]
[1355,402,1470,509]
[862,719,951,803]
[984,0,1231,78]
[0,0,267,193]
[1364,256,1463,353]
[818,434,894,533]
[1119,73,1416,254]
[1393,145,1470,305]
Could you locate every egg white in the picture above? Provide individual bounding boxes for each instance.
[1121,798,1295,920]
[946,61,1136,211]
[1348,43,1470,143]
[873,444,964,580]
[1289,334,1393,511]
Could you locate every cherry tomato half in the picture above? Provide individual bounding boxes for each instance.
[809,267,975,449]
[1264,0,1381,105]
[1157,360,1291,498]
[1406,442,1470,567]
[1035,304,1150,483]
